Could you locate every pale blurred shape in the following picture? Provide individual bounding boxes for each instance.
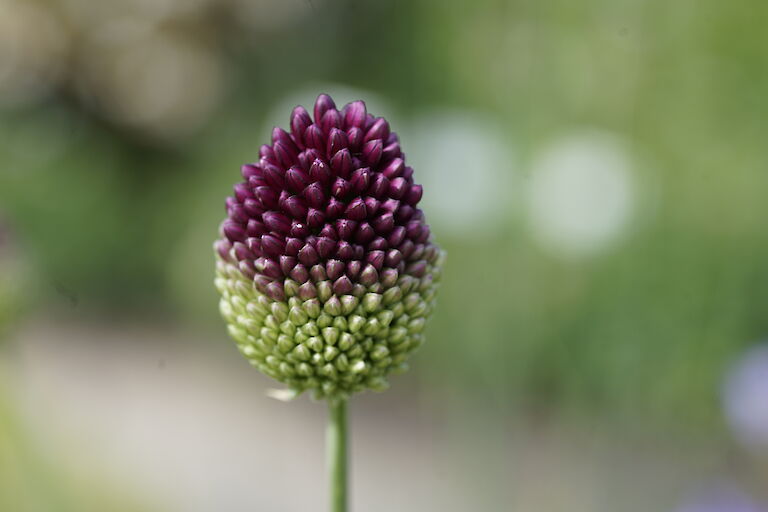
[0,0,69,107]
[78,24,224,141]
[723,344,768,449]
[229,0,318,32]
[61,0,213,28]
[407,110,512,236]
[675,483,767,512]
[526,131,634,257]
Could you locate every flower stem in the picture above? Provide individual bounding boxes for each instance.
[327,398,348,512]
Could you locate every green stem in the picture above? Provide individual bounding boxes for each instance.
[327,398,348,512]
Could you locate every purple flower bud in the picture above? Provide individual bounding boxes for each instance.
[385,249,403,268]
[233,183,252,202]
[266,282,285,301]
[289,221,310,238]
[233,242,254,261]
[243,198,262,217]
[272,127,299,154]
[304,182,326,208]
[333,275,354,295]
[261,234,285,257]
[290,264,309,283]
[319,224,337,239]
[279,255,297,275]
[369,173,389,198]
[298,281,317,299]
[405,220,423,241]
[344,198,368,221]
[290,106,312,146]
[314,94,336,125]
[284,196,308,219]
[310,264,327,281]
[304,125,325,151]
[307,208,326,228]
[273,141,297,169]
[403,184,423,205]
[298,244,320,266]
[350,168,371,194]
[325,198,345,219]
[335,219,357,240]
[327,128,348,158]
[399,239,415,259]
[367,250,385,270]
[285,167,309,193]
[406,261,427,278]
[262,258,283,279]
[363,196,380,214]
[368,237,387,251]
[359,264,378,286]
[347,126,364,151]
[255,186,279,209]
[346,260,362,279]
[215,239,232,261]
[326,259,345,281]
[321,108,342,134]
[241,163,261,179]
[387,226,406,246]
[263,211,292,233]
[362,139,383,166]
[373,212,395,234]
[262,163,285,189]
[381,142,401,161]
[381,157,404,179]
[246,237,261,254]
[389,177,408,200]
[222,221,246,242]
[355,222,375,244]
[330,148,353,178]
[331,177,352,199]
[285,237,302,256]
[316,237,337,258]
[248,219,268,237]
[343,100,367,129]
[259,144,275,162]
[364,118,390,143]
[395,204,414,223]
[228,203,248,223]
[238,260,256,279]
[336,241,354,260]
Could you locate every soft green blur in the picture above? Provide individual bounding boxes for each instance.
[1,0,767,510]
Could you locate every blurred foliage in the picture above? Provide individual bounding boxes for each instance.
[1,0,767,437]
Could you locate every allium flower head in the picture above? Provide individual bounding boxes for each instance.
[215,94,444,399]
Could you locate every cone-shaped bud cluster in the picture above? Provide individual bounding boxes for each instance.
[215,94,444,399]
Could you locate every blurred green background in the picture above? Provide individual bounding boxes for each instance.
[2,0,768,510]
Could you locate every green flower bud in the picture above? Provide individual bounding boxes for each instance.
[322,327,340,346]
[362,293,383,313]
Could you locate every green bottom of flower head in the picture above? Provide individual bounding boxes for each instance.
[215,255,444,400]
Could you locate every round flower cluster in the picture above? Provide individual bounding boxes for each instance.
[215,94,444,399]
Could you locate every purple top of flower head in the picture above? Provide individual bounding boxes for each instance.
[216,94,436,301]
[723,344,768,449]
